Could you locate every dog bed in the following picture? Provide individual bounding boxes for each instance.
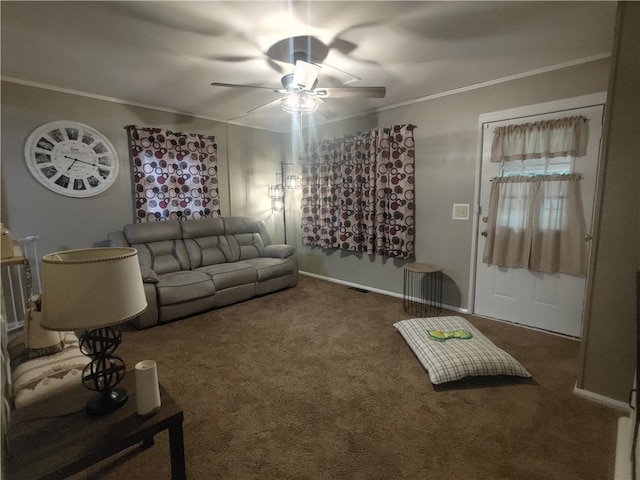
[394,316,532,385]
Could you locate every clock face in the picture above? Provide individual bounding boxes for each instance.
[24,121,119,197]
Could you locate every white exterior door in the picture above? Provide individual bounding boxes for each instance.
[473,101,604,337]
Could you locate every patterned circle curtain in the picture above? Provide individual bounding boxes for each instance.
[125,126,221,222]
[300,124,415,259]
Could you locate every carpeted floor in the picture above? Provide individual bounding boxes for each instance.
[73,275,621,480]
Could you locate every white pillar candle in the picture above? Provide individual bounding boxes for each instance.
[135,359,161,417]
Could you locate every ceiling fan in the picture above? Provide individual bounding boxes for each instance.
[211,59,386,116]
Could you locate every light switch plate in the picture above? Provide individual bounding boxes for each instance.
[452,203,470,220]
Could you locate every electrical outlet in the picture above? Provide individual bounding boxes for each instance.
[452,204,470,220]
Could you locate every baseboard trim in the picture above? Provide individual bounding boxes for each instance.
[615,416,633,480]
[299,271,468,315]
[573,382,631,413]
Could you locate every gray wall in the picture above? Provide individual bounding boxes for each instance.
[289,58,611,311]
[578,2,640,402]
[0,82,283,257]
[225,123,287,244]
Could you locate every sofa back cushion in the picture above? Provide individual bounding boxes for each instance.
[226,233,264,261]
[123,222,190,274]
[182,218,231,268]
[223,217,265,261]
[182,217,267,266]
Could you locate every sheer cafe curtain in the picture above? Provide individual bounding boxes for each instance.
[300,124,415,259]
[126,126,221,222]
[482,174,585,275]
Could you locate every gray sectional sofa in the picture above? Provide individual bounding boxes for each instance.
[107,216,298,329]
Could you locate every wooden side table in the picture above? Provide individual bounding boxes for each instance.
[403,263,443,317]
[7,370,185,480]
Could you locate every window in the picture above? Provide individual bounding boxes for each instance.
[500,156,573,177]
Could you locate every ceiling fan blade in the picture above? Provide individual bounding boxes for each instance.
[211,82,284,93]
[246,98,283,114]
[267,59,285,74]
[315,86,386,98]
[316,98,338,119]
[292,60,321,90]
[319,61,362,84]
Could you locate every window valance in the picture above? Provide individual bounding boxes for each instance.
[490,115,588,163]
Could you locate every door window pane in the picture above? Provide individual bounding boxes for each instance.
[500,156,573,177]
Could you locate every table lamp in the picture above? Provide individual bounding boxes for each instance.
[40,247,147,416]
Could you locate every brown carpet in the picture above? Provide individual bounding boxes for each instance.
[74,275,620,480]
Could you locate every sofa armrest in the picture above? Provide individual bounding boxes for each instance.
[107,231,129,247]
[263,244,295,259]
[140,266,159,284]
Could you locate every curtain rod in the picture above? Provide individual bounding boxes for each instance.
[490,173,583,182]
[123,125,216,140]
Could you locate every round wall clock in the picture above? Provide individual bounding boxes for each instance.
[24,120,119,198]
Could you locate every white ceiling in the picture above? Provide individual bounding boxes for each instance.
[1,1,617,132]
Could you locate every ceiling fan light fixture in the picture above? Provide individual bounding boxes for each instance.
[281,93,319,114]
[292,60,321,90]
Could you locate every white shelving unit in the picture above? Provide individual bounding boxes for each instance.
[0,236,41,331]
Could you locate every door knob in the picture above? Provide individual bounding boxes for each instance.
[584,234,593,241]
[482,216,489,223]
[481,231,488,237]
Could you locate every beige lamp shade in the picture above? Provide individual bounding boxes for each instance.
[40,247,147,331]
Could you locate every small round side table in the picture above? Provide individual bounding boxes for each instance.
[403,263,443,317]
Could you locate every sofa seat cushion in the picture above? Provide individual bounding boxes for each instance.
[197,262,257,290]
[243,257,295,282]
[156,270,215,306]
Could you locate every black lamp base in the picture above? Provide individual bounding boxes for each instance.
[80,327,128,417]
[86,387,128,417]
